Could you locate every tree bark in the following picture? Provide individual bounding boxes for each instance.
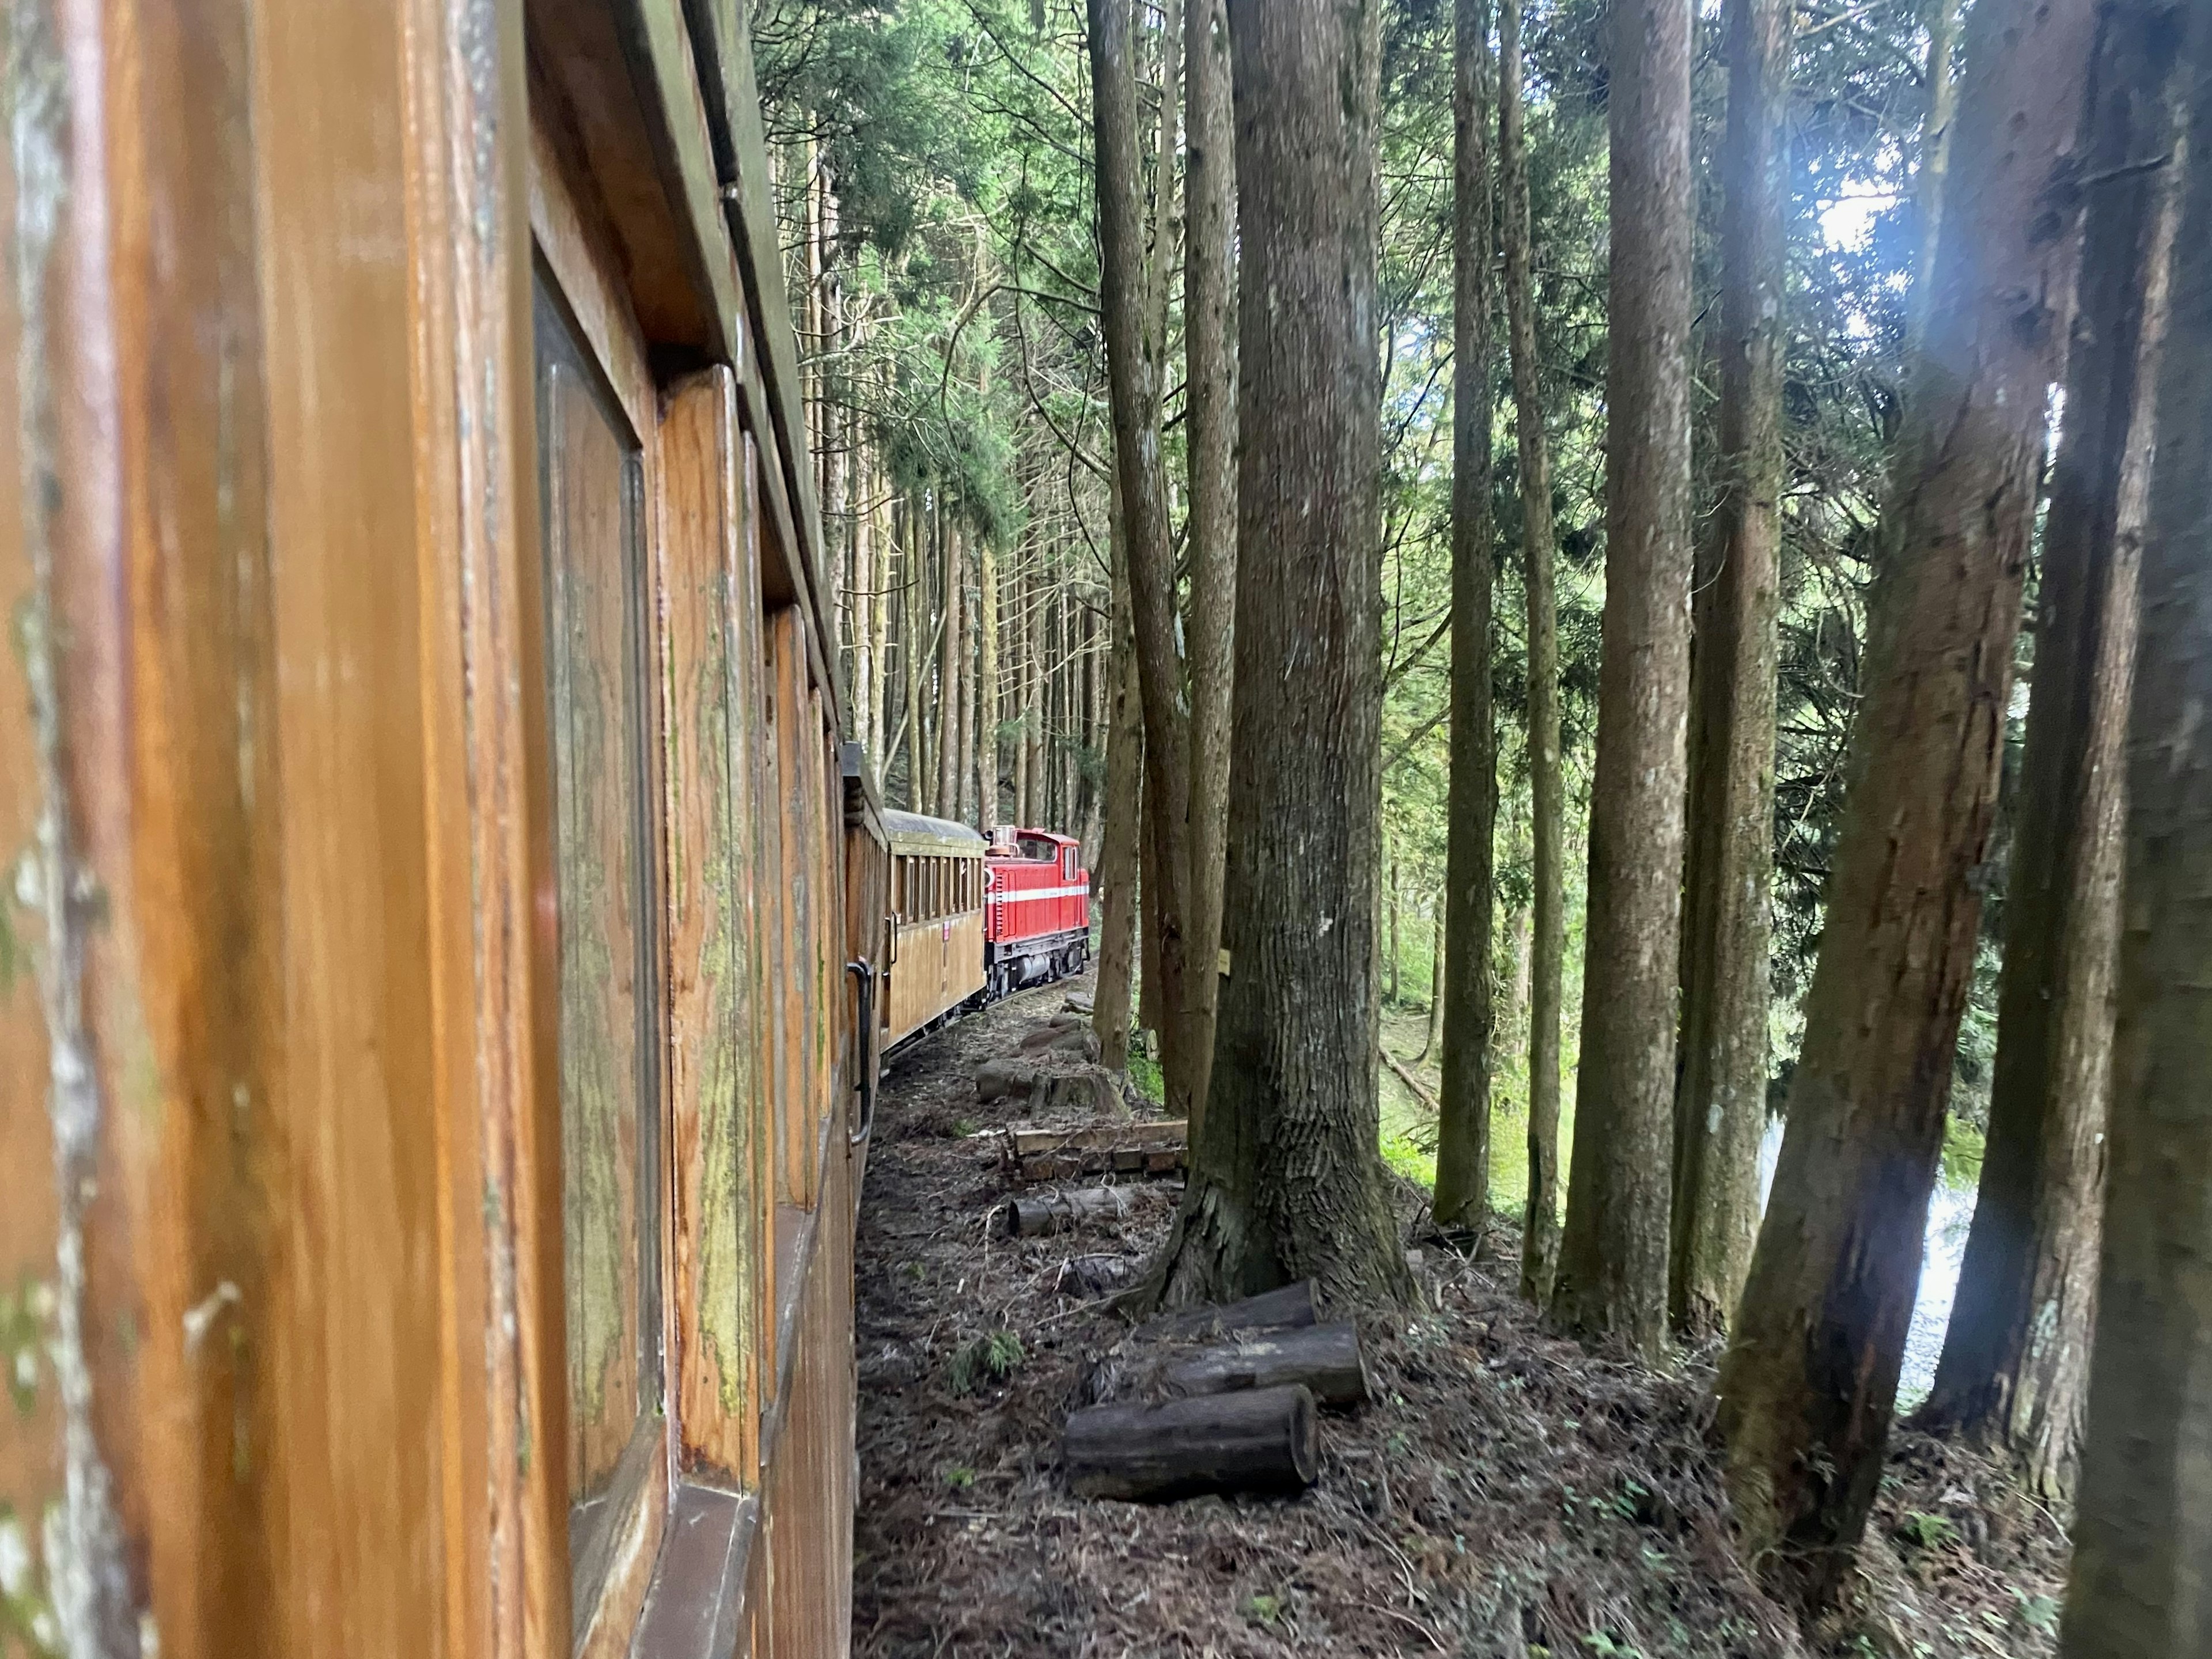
[1182,0,1237,1139]
[1499,0,1564,1308]
[1717,0,2096,1609]
[1095,505,1145,1074]
[1153,0,1411,1313]
[1922,0,2180,1502]
[1550,0,1694,1359]
[2063,28,2212,1651]
[1434,0,1499,1237]
[1669,0,1789,1343]
[938,514,964,818]
[1091,0,1203,1131]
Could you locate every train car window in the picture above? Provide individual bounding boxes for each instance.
[533,274,665,1628]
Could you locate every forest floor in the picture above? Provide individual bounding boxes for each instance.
[851,979,2071,1658]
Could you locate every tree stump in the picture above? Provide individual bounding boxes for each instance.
[1063,1384,1319,1501]
[975,1058,1040,1102]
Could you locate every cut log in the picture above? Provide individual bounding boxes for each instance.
[1141,1280,1320,1342]
[998,1186,1134,1237]
[975,1058,1040,1102]
[1049,1011,1089,1031]
[1065,1385,1320,1502]
[1165,1321,1370,1409]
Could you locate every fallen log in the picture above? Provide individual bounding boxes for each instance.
[1165,1320,1370,1409]
[997,1186,1133,1237]
[1140,1279,1319,1342]
[1063,1384,1319,1502]
[1379,1046,1438,1113]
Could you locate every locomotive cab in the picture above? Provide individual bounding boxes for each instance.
[982,828,1093,998]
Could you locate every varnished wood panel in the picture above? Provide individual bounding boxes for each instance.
[887,912,987,1048]
[658,370,764,1488]
[759,1149,857,1659]
[540,343,655,1512]
[770,608,815,1209]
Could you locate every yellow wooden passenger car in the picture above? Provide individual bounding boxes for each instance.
[0,2,886,1656]
[881,812,991,1051]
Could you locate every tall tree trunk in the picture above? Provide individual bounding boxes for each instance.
[1097,504,1146,1072]
[1387,858,1401,1007]
[1418,909,1445,1063]
[1433,0,1499,1237]
[938,515,963,817]
[1182,0,1237,1128]
[1669,0,1789,1343]
[1717,0,2095,1609]
[2063,26,2212,1651]
[1922,0,2180,1501]
[1550,0,1694,1358]
[919,498,941,816]
[1499,0,1564,1306]
[903,498,925,811]
[978,538,1002,828]
[853,437,877,761]
[1153,0,1411,1312]
[1024,555,1045,824]
[1091,0,1200,1128]
[1907,0,1963,355]
[960,538,979,824]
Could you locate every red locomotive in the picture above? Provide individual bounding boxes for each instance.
[881,815,1091,1050]
[984,827,1093,997]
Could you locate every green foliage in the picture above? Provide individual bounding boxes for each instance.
[1898,1511,1962,1552]
[1126,1049,1165,1107]
[948,1328,1026,1395]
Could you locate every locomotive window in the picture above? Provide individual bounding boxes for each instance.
[534,272,664,1632]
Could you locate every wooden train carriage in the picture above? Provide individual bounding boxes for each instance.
[881,812,991,1051]
[0,2,884,1657]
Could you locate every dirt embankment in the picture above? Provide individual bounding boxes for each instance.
[852,980,2070,1658]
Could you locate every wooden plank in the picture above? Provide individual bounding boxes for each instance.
[771,607,814,1207]
[1006,1120,1188,1157]
[398,0,570,1648]
[528,79,659,442]
[660,370,764,1488]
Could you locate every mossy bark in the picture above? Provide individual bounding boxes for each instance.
[1922,0,2181,1501]
[1550,0,1695,1360]
[1154,0,1411,1313]
[1717,0,2095,1609]
[1669,0,1789,1343]
[1433,0,1499,1239]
